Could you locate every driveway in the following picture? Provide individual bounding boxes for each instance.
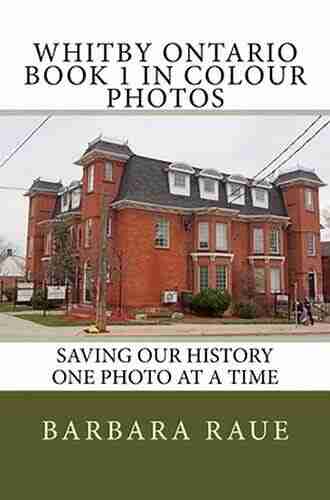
[1,312,330,342]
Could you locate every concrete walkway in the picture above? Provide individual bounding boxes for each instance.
[1,312,330,341]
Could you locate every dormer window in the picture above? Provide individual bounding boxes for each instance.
[226,175,247,205]
[228,183,245,205]
[61,191,70,212]
[71,188,81,209]
[198,168,222,201]
[174,172,187,188]
[168,162,194,197]
[251,180,271,209]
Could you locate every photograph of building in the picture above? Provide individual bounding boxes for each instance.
[24,135,325,312]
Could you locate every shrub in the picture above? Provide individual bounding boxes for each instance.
[31,289,47,310]
[4,287,16,302]
[234,301,257,319]
[191,288,231,317]
[181,291,193,311]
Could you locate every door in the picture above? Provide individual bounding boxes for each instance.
[308,272,316,301]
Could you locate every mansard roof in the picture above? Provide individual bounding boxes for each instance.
[115,155,288,216]
[275,168,325,186]
[84,137,134,158]
[25,178,63,196]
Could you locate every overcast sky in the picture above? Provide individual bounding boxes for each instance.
[1,113,330,254]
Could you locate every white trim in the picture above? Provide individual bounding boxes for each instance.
[191,252,234,262]
[276,177,326,187]
[249,255,286,262]
[110,199,240,215]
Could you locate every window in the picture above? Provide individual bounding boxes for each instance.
[304,189,314,210]
[61,191,70,212]
[155,219,169,248]
[255,268,265,293]
[204,178,216,193]
[45,231,52,255]
[252,188,269,209]
[216,223,228,251]
[307,233,316,256]
[107,216,112,238]
[253,228,264,254]
[174,172,186,188]
[77,226,82,248]
[270,268,281,293]
[216,266,227,291]
[198,222,209,249]
[71,188,81,209]
[270,228,280,254]
[199,266,209,291]
[228,183,245,205]
[105,161,113,181]
[87,165,94,193]
[85,219,93,248]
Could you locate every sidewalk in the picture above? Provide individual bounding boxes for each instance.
[1,312,330,341]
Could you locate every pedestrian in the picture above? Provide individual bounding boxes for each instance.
[304,297,314,326]
[296,300,304,324]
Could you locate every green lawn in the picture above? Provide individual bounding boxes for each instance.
[15,313,92,327]
[0,303,33,313]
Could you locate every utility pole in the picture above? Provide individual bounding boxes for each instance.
[95,193,110,333]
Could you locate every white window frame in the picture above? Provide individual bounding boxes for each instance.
[107,216,112,238]
[216,265,227,291]
[216,223,228,251]
[304,188,314,211]
[87,165,94,193]
[71,188,81,209]
[61,191,70,212]
[270,228,280,255]
[253,228,264,254]
[307,233,316,256]
[199,266,209,291]
[227,182,245,205]
[270,267,281,293]
[198,222,209,249]
[199,177,219,201]
[255,268,266,293]
[105,161,113,181]
[252,188,269,209]
[85,219,92,248]
[45,231,52,255]
[168,171,190,196]
[155,219,170,248]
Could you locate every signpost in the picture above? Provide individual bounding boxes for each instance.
[15,282,34,306]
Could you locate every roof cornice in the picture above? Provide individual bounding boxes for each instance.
[74,148,130,166]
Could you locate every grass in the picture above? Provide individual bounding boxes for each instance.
[0,303,33,313]
[15,313,92,327]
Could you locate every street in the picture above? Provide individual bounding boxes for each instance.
[0,312,330,342]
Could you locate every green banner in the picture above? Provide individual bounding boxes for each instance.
[0,392,328,498]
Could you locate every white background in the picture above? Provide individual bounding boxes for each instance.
[0,343,328,391]
[0,1,329,110]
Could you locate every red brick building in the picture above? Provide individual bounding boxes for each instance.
[25,136,326,311]
[321,241,330,301]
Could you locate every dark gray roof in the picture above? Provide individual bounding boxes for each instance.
[321,241,330,257]
[115,155,288,216]
[85,139,133,157]
[26,179,63,195]
[276,169,325,185]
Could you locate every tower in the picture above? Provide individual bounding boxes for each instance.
[276,166,326,301]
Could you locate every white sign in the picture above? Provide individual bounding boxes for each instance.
[16,289,33,302]
[47,286,66,300]
[17,282,34,289]
[277,294,289,303]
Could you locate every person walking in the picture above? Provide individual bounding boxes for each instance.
[304,298,314,326]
